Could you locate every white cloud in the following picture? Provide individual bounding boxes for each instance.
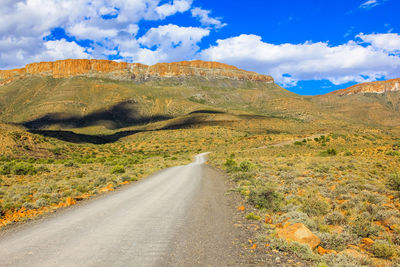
[357,33,400,53]
[360,0,379,9]
[137,24,210,64]
[36,39,91,61]
[200,34,400,86]
[0,0,198,69]
[359,0,388,9]
[191,7,227,29]
[156,0,193,19]
[68,22,119,41]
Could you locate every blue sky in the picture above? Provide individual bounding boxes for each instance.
[1,0,399,95]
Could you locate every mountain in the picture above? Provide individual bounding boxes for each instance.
[312,78,400,127]
[1,59,399,137]
[0,59,273,84]
[0,59,306,134]
[328,78,400,96]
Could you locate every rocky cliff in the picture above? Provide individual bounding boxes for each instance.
[330,78,400,96]
[0,59,274,84]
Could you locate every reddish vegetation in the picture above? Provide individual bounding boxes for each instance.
[0,59,274,83]
[329,78,400,96]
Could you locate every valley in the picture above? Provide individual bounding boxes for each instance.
[0,59,400,266]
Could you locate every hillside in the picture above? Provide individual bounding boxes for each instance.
[0,59,313,134]
[312,78,400,127]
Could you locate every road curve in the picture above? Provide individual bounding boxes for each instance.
[0,153,240,267]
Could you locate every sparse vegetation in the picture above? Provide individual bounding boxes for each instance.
[1,71,400,265]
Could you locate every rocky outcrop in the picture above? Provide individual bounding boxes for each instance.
[276,223,321,249]
[0,59,274,83]
[330,78,400,96]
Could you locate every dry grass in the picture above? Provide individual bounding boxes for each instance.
[209,128,400,265]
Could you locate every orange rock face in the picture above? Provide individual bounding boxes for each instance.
[276,222,321,249]
[0,59,274,83]
[330,78,400,96]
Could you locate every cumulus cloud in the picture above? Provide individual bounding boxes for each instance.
[137,24,209,64]
[35,39,91,62]
[191,7,227,29]
[200,34,400,86]
[357,32,400,53]
[156,0,193,19]
[0,0,200,69]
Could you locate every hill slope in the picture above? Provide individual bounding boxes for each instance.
[0,59,309,133]
[312,78,400,127]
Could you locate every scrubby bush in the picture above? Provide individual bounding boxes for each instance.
[0,163,12,175]
[232,171,254,182]
[239,161,253,172]
[319,253,371,267]
[245,212,261,220]
[388,173,400,191]
[324,211,346,225]
[301,194,331,216]
[320,149,337,156]
[351,212,381,238]
[224,158,237,172]
[248,184,283,211]
[94,177,107,187]
[372,240,395,259]
[319,231,358,251]
[64,161,75,167]
[11,163,37,175]
[270,238,319,261]
[110,165,125,174]
[120,175,138,182]
[36,165,50,173]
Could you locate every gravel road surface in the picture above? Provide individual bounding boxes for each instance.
[0,153,247,267]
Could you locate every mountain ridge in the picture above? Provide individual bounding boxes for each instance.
[0,59,274,84]
[329,78,400,96]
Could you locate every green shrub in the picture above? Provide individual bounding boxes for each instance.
[248,184,283,211]
[324,211,346,225]
[224,158,237,172]
[351,212,381,237]
[294,141,303,146]
[245,212,261,220]
[120,175,138,182]
[320,149,337,156]
[319,232,358,251]
[302,194,331,216]
[36,165,50,173]
[239,161,253,172]
[232,171,254,182]
[386,151,400,156]
[388,173,400,191]
[0,163,12,175]
[11,163,37,175]
[64,161,75,167]
[372,241,395,259]
[111,165,125,174]
[94,177,107,187]
[270,238,319,261]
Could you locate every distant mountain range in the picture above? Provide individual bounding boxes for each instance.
[0,59,399,132]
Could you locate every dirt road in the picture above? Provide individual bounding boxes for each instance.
[0,153,244,266]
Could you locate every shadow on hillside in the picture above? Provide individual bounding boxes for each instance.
[28,129,144,144]
[22,101,173,130]
[189,109,225,114]
[24,109,281,144]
